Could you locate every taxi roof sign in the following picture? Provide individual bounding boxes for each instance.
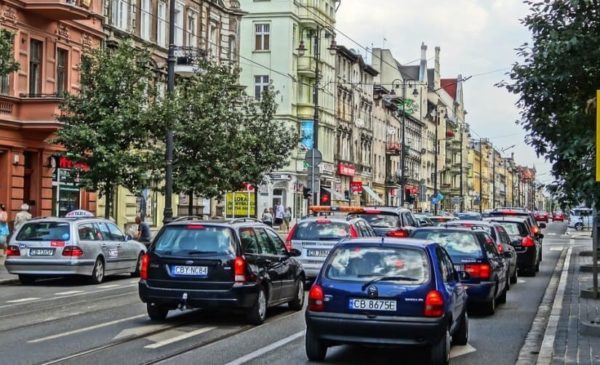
[65,209,95,218]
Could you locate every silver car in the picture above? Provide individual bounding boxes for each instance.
[4,217,147,284]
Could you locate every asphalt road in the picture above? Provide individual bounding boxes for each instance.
[0,222,568,365]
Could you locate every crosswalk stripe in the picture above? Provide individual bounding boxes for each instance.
[54,291,84,296]
[7,297,39,303]
[144,327,216,349]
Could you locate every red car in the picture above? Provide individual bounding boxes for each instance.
[534,211,549,223]
[552,211,565,222]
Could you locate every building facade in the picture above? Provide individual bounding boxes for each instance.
[239,0,338,217]
[0,0,104,225]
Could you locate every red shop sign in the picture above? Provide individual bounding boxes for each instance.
[337,163,356,177]
[350,181,363,193]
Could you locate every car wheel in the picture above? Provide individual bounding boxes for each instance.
[89,257,105,284]
[510,268,518,284]
[305,330,328,362]
[131,252,143,277]
[147,303,169,321]
[288,278,305,311]
[484,288,496,315]
[497,285,507,304]
[18,275,36,285]
[430,328,450,365]
[247,286,268,325]
[536,259,540,272]
[452,313,469,346]
[575,223,584,231]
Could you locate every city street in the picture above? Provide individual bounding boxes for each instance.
[0,223,569,365]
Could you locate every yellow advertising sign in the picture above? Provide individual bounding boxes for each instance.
[225,192,256,217]
[597,90,600,182]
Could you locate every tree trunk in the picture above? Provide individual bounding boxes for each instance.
[188,191,194,216]
[104,184,112,219]
[254,186,259,219]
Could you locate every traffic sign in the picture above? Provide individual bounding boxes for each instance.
[304,148,322,168]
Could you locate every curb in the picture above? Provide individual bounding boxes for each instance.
[515,245,569,365]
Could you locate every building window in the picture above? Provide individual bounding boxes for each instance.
[140,0,151,41]
[174,2,184,46]
[228,35,236,62]
[254,75,269,99]
[209,23,218,58]
[186,11,198,46]
[254,23,270,51]
[0,74,8,95]
[56,48,68,96]
[29,39,43,96]
[112,0,130,30]
[157,1,167,47]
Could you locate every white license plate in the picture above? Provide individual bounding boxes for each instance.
[172,266,208,277]
[348,298,397,311]
[307,249,329,257]
[29,249,55,256]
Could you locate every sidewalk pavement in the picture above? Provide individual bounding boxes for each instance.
[544,233,600,364]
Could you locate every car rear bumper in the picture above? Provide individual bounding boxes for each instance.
[4,259,95,276]
[138,281,259,309]
[305,311,446,346]
[516,249,537,269]
[463,281,496,302]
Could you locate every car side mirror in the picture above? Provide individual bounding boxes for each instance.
[457,271,470,281]
[539,223,547,229]
[289,248,302,257]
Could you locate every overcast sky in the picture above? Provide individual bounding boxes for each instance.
[336,0,553,183]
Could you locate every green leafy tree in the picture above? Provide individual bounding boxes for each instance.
[502,0,600,207]
[0,29,19,79]
[54,41,160,218]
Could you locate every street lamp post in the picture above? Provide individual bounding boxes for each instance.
[479,139,483,213]
[163,0,177,224]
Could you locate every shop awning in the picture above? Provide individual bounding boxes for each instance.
[323,187,345,200]
[362,186,384,204]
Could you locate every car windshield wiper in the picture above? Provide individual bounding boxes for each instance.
[360,275,419,290]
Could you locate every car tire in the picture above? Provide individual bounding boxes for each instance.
[247,286,268,325]
[497,285,507,304]
[452,313,469,346]
[430,328,450,365]
[131,252,143,277]
[305,330,327,362]
[288,278,305,311]
[484,290,496,315]
[147,303,169,321]
[536,259,540,272]
[510,269,518,284]
[89,257,105,284]
[575,223,584,231]
[18,275,36,285]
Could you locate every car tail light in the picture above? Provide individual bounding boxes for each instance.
[186,224,205,230]
[62,246,84,257]
[497,244,504,253]
[234,256,246,284]
[385,229,409,238]
[5,245,20,257]
[308,284,325,312]
[140,253,149,280]
[285,224,298,251]
[531,226,540,235]
[424,290,444,317]
[464,263,491,280]
[522,236,535,247]
[349,225,359,238]
[315,218,331,224]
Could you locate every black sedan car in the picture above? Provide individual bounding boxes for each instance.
[139,219,305,324]
[486,217,542,276]
[347,207,420,237]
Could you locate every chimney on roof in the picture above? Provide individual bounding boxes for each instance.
[421,42,427,61]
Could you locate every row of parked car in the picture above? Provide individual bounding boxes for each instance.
[3,207,546,364]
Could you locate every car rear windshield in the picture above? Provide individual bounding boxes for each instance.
[325,246,430,284]
[348,213,397,228]
[456,213,482,220]
[493,222,528,237]
[153,225,235,255]
[292,221,350,240]
[16,222,71,241]
[412,230,483,258]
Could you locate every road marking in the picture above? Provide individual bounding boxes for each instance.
[113,323,173,340]
[6,297,39,303]
[97,284,119,289]
[518,279,527,284]
[536,245,572,365]
[28,314,145,343]
[144,327,216,349]
[54,290,84,296]
[549,247,564,251]
[130,279,139,284]
[449,343,477,358]
[224,331,305,365]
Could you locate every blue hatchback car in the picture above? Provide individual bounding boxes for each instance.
[305,238,468,365]
[411,227,509,315]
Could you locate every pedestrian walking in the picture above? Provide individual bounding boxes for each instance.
[135,215,152,247]
[14,203,32,231]
[261,208,273,226]
[283,207,292,232]
[0,204,9,256]
[274,202,284,227]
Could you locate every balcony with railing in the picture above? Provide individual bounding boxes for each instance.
[0,93,62,130]
[386,142,401,156]
[23,0,93,20]
[297,57,316,78]
[174,47,206,76]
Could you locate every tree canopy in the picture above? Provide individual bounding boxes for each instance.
[503,0,600,207]
[0,29,19,78]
